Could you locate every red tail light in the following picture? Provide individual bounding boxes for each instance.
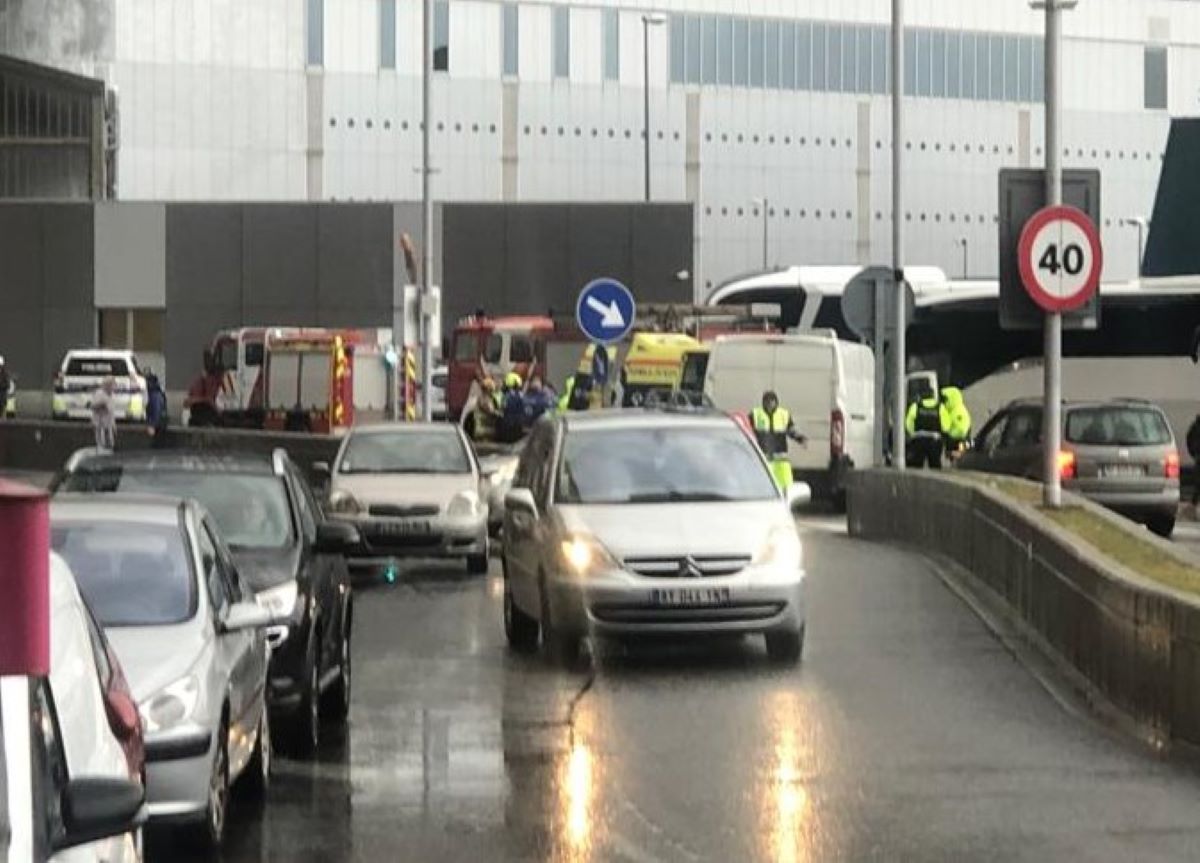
[53,371,64,393]
[1166,451,1181,479]
[102,642,145,781]
[1057,450,1077,481]
[831,410,845,459]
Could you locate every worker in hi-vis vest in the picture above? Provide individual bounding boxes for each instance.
[751,390,807,491]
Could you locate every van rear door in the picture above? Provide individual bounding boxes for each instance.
[772,341,835,470]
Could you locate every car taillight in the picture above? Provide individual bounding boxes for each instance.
[830,410,845,459]
[102,643,145,781]
[1166,451,1181,479]
[1058,450,1077,481]
[53,372,64,393]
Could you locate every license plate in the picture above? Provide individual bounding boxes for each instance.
[1100,464,1146,478]
[650,587,732,607]
[378,520,432,536]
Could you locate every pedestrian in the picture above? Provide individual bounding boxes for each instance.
[905,382,950,469]
[940,386,972,461]
[0,356,10,419]
[471,376,501,442]
[145,372,169,448]
[751,390,807,491]
[522,375,556,425]
[497,372,525,443]
[91,376,117,451]
[1186,414,1200,511]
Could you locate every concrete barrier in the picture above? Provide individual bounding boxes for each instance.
[848,469,1200,748]
[0,419,340,485]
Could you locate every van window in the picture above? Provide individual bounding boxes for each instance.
[483,334,503,363]
[216,339,238,371]
[510,336,535,364]
[244,342,264,367]
[454,333,481,363]
[64,356,131,377]
[1066,406,1171,447]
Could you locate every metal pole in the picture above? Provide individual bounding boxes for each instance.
[762,198,769,268]
[420,0,434,422]
[961,238,968,279]
[1042,0,1063,507]
[643,17,651,202]
[873,279,887,466]
[1136,221,1144,278]
[891,0,906,470]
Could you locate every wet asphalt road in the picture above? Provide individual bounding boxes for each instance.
[138,514,1200,863]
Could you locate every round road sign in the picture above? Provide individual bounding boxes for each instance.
[1017,205,1103,313]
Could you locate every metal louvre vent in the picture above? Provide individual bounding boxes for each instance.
[368,503,440,517]
[623,555,751,578]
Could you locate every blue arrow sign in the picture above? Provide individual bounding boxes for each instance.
[576,278,636,345]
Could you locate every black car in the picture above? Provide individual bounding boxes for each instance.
[54,447,358,756]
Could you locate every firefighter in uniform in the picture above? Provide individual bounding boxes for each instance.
[905,383,951,469]
[751,391,807,491]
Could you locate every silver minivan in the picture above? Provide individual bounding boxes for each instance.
[51,495,275,850]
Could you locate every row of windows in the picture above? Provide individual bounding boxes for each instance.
[701,208,1145,231]
[669,15,1048,104]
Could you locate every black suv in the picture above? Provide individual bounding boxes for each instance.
[54,448,358,756]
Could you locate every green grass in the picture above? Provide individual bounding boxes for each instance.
[961,472,1200,596]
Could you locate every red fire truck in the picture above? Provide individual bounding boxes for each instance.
[445,315,562,421]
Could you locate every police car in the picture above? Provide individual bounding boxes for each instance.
[51,349,149,422]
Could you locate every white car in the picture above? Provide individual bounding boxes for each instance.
[325,423,491,575]
[0,555,147,863]
[431,364,449,421]
[52,350,148,423]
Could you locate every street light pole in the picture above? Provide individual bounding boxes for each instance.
[1122,216,1147,278]
[956,236,968,278]
[891,0,906,470]
[752,197,769,268]
[420,0,434,421]
[641,14,665,201]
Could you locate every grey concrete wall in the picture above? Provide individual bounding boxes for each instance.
[847,469,1200,748]
[94,202,165,307]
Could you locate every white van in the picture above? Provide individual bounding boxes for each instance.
[703,332,875,504]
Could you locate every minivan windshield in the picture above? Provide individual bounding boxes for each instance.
[52,522,196,626]
[557,426,778,504]
[339,430,471,475]
[1066,406,1172,447]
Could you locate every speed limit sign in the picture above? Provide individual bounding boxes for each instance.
[1017,205,1103,312]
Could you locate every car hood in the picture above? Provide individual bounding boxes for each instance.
[333,473,476,509]
[557,500,789,559]
[106,623,207,704]
[231,545,301,592]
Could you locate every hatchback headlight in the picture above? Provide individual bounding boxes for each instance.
[256,580,300,619]
[140,674,200,734]
[329,489,363,515]
[559,534,618,577]
[447,491,481,518]
[753,525,803,570]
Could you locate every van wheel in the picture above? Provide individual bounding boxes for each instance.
[1149,514,1176,539]
[766,627,804,665]
[240,707,271,801]
[504,577,539,653]
[189,715,229,850]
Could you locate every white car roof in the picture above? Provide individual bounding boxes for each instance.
[63,348,137,359]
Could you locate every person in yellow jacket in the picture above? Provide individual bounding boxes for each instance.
[751,391,807,490]
[905,382,951,468]
[939,386,972,459]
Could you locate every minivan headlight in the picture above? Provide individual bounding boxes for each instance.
[753,525,803,570]
[140,674,200,734]
[256,580,300,619]
[559,534,618,577]
[329,489,363,515]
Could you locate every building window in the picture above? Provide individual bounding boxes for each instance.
[764,20,779,89]
[306,0,323,66]
[603,9,619,81]
[433,0,449,72]
[718,17,733,86]
[733,18,749,86]
[686,16,701,84]
[1145,46,1168,110]
[702,15,718,85]
[99,310,165,356]
[553,6,570,79]
[670,16,685,83]
[502,3,518,77]
[380,0,396,69]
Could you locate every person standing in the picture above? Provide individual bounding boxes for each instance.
[905,383,950,469]
[751,390,807,491]
[0,356,10,419]
[940,386,972,461]
[145,372,169,448]
[91,376,117,451]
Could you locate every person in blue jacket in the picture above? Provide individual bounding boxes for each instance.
[145,372,169,448]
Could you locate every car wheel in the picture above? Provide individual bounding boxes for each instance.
[765,626,805,666]
[504,577,539,653]
[322,623,352,725]
[284,643,321,757]
[467,552,490,575]
[191,716,229,850]
[241,706,271,800]
[540,581,582,668]
[1149,513,1177,539]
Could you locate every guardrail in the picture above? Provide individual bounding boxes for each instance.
[847,469,1200,750]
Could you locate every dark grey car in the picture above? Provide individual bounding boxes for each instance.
[959,399,1181,537]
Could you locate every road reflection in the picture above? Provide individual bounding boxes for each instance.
[760,690,814,863]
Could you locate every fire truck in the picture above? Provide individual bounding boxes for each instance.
[445,315,564,421]
[184,326,395,432]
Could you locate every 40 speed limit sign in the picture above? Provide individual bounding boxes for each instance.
[1017,205,1103,313]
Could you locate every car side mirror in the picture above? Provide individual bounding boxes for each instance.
[54,777,146,853]
[786,482,812,513]
[505,488,538,519]
[315,520,360,554]
[221,601,274,633]
[312,461,331,477]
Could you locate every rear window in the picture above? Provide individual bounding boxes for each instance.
[453,333,481,363]
[1066,406,1172,447]
[64,357,130,377]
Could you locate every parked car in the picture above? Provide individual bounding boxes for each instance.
[51,350,148,423]
[431,364,449,421]
[502,409,810,667]
[50,495,274,850]
[703,332,875,507]
[479,440,524,538]
[1,674,147,863]
[959,398,1181,537]
[323,423,490,574]
[54,448,358,757]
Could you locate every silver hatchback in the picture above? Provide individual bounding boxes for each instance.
[502,411,810,666]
